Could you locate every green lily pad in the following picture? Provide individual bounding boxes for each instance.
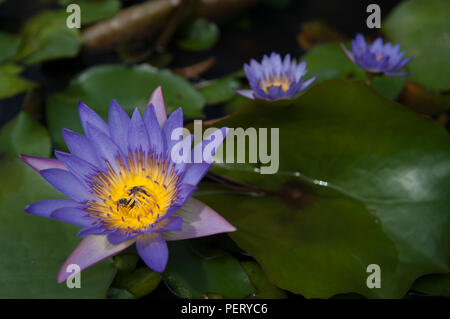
[199,80,450,298]
[46,64,205,148]
[176,19,220,52]
[412,274,450,297]
[16,10,81,65]
[198,77,241,105]
[0,159,116,298]
[0,64,37,99]
[303,42,405,100]
[164,240,255,298]
[384,0,450,91]
[0,112,51,158]
[0,32,21,64]
[112,266,162,298]
[240,261,288,299]
[59,0,121,25]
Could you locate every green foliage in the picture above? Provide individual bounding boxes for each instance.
[384,0,450,91]
[0,112,51,157]
[164,240,256,298]
[199,80,450,298]
[16,10,81,65]
[0,64,36,99]
[176,19,220,52]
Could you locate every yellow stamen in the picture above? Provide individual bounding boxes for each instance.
[260,76,291,93]
[86,151,179,233]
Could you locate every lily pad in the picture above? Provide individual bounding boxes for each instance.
[164,240,255,298]
[0,159,116,298]
[199,80,450,298]
[412,274,450,297]
[0,112,51,157]
[16,10,81,65]
[0,32,21,63]
[198,77,241,105]
[59,0,121,25]
[46,64,205,148]
[384,0,450,91]
[176,19,220,52]
[0,64,37,99]
[240,261,288,299]
[303,42,405,100]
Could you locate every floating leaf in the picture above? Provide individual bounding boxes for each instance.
[113,266,162,298]
[0,32,21,64]
[0,159,116,298]
[59,0,121,25]
[199,80,450,298]
[0,64,37,99]
[384,0,450,91]
[303,42,405,100]
[46,64,205,148]
[198,77,241,105]
[176,19,220,52]
[164,240,255,298]
[240,261,288,299]
[412,274,450,297]
[16,10,81,65]
[0,112,51,158]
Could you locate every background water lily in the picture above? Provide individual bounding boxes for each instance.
[21,87,235,281]
[341,33,412,77]
[237,52,316,101]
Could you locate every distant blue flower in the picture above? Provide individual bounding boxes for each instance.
[341,34,412,77]
[237,52,316,101]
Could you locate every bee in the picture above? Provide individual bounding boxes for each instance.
[116,198,130,211]
[121,186,151,210]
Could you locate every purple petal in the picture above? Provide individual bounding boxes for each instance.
[163,198,236,241]
[143,104,164,155]
[108,230,137,245]
[385,71,410,77]
[235,89,255,99]
[136,233,168,273]
[128,108,150,153]
[40,168,96,203]
[86,123,123,173]
[50,207,93,227]
[57,235,136,283]
[108,99,130,155]
[341,43,355,63]
[20,155,67,172]
[78,101,110,138]
[62,128,101,168]
[147,86,167,128]
[156,216,183,233]
[162,108,183,154]
[299,76,316,91]
[25,199,81,218]
[54,151,98,187]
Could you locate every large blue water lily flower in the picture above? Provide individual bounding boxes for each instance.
[21,87,235,282]
[237,52,316,101]
[341,33,413,77]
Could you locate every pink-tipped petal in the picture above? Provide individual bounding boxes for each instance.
[20,155,67,172]
[235,89,255,99]
[57,235,136,283]
[147,86,167,128]
[163,198,236,241]
[340,43,355,63]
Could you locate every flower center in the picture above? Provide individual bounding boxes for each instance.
[86,152,179,233]
[260,76,291,93]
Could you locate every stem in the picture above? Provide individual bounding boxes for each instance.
[365,71,374,86]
